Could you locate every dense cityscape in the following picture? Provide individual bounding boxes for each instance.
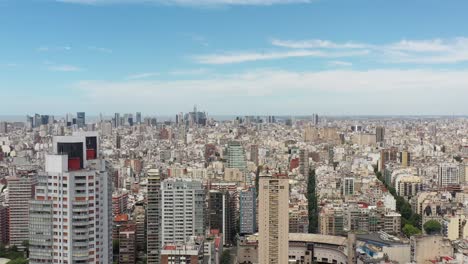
[0,111,467,264]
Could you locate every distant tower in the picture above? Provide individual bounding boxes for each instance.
[76,112,86,128]
[376,126,385,143]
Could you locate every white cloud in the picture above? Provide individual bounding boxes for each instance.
[74,69,468,114]
[48,65,83,72]
[169,68,210,75]
[126,72,160,79]
[328,60,352,67]
[56,0,312,6]
[193,50,369,64]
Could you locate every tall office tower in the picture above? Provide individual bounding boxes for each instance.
[114,113,120,128]
[343,177,355,196]
[226,141,247,171]
[299,149,309,176]
[7,174,36,247]
[0,204,8,245]
[28,132,112,264]
[26,115,34,131]
[250,145,259,166]
[376,126,385,143]
[312,113,319,126]
[258,174,289,264]
[147,169,162,264]
[76,112,86,128]
[133,203,146,252]
[119,224,137,264]
[136,112,142,124]
[239,187,256,235]
[438,163,460,186]
[33,113,41,128]
[208,190,235,246]
[161,178,205,246]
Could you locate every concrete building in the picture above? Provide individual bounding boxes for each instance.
[342,177,355,196]
[161,178,205,247]
[147,169,162,264]
[160,237,205,264]
[113,190,129,216]
[0,204,8,245]
[76,112,85,128]
[133,203,146,252]
[410,235,454,263]
[376,126,385,143]
[119,224,137,264]
[438,163,460,186]
[28,133,112,264]
[258,174,289,264]
[7,174,36,248]
[299,149,309,177]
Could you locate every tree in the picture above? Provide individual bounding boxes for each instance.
[7,258,28,264]
[221,250,231,264]
[424,220,442,235]
[402,224,421,237]
[307,168,319,233]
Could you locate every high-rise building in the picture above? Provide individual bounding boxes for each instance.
[239,187,256,235]
[0,122,7,134]
[438,163,460,186]
[312,113,319,126]
[343,177,355,196]
[376,126,385,143]
[7,174,36,248]
[76,112,86,128]
[161,178,205,246]
[208,190,235,246]
[258,174,289,264]
[0,204,8,245]
[136,112,142,124]
[250,145,259,166]
[400,150,411,167]
[119,224,137,264]
[114,113,121,128]
[226,141,247,171]
[28,132,112,264]
[299,149,309,176]
[133,203,146,252]
[147,169,162,264]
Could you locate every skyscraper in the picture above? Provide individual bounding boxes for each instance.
[258,174,289,264]
[28,132,112,264]
[226,141,247,171]
[136,112,142,124]
[250,144,259,166]
[114,113,121,128]
[160,178,204,246]
[76,112,86,128]
[239,187,256,235]
[208,190,235,246]
[147,169,162,264]
[343,177,355,196]
[376,126,385,143]
[7,173,36,247]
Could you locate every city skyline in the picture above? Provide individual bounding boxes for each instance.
[2,0,468,114]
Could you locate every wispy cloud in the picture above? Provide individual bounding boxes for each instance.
[193,50,369,64]
[271,37,468,64]
[328,60,352,67]
[48,64,83,72]
[37,46,72,52]
[169,68,210,75]
[88,46,113,53]
[272,39,369,49]
[56,0,312,6]
[126,72,160,80]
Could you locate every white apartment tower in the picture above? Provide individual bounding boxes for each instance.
[160,178,205,247]
[147,169,162,264]
[29,132,112,264]
[258,174,289,264]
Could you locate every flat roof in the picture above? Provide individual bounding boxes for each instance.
[288,233,347,246]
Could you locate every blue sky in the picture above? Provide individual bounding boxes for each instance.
[1,0,468,115]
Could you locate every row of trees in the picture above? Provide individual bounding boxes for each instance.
[307,168,319,233]
[0,244,28,264]
[374,167,442,237]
